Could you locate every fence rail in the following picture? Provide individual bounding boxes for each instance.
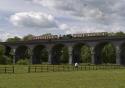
[28,65,124,73]
[0,65,123,74]
[0,66,14,74]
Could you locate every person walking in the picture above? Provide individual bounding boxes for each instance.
[75,62,78,68]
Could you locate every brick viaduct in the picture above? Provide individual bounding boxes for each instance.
[1,36,125,65]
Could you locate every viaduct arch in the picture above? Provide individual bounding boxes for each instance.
[1,36,125,65]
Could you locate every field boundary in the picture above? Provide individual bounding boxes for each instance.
[28,65,124,73]
[0,66,14,74]
[0,65,124,74]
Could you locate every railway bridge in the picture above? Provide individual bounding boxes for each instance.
[1,36,125,65]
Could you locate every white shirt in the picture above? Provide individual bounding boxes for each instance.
[75,63,78,67]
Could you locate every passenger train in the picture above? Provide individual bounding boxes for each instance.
[32,32,114,40]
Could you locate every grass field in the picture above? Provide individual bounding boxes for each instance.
[0,65,125,88]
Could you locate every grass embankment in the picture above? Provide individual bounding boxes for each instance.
[0,65,125,88]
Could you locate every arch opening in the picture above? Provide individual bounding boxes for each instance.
[120,43,125,65]
[0,45,12,64]
[51,44,68,64]
[4,46,11,56]
[33,45,48,64]
[94,42,116,64]
[15,45,29,63]
[73,43,91,64]
[4,46,13,64]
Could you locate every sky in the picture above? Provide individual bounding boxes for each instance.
[0,0,125,41]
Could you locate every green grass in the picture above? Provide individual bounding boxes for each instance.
[0,66,125,88]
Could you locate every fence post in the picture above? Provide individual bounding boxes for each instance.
[73,65,74,71]
[80,65,82,71]
[5,67,6,73]
[47,65,48,72]
[63,65,64,71]
[114,65,115,69]
[85,65,86,70]
[35,66,36,72]
[119,65,120,69]
[77,66,79,71]
[96,65,97,70]
[67,65,69,71]
[53,65,54,72]
[41,65,43,72]
[58,65,59,72]
[28,66,30,73]
[81,65,83,71]
[92,65,93,70]
[113,65,114,69]
[88,65,90,70]
[13,66,14,73]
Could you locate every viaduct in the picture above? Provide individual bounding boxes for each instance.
[1,36,125,65]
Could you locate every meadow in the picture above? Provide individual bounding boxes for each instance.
[0,65,125,88]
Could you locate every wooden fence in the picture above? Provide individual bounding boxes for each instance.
[0,66,14,74]
[28,65,124,73]
[0,65,123,74]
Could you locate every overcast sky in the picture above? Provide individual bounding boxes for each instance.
[0,0,125,41]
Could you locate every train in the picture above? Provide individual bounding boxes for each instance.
[32,32,114,40]
[72,32,109,38]
[32,34,58,40]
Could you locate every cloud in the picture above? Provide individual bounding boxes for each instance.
[31,0,103,17]
[60,24,105,34]
[0,31,21,41]
[31,0,125,21]
[60,23,125,34]
[10,12,58,28]
[32,0,125,19]
[59,24,69,30]
[0,0,123,37]
[32,0,77,11]
[29,0,125,33]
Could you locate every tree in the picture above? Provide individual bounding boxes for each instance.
[6,36,21,42]
[0,45,6,64]
[23,34,34,41]
[101,43,116,64]
[0,45,13,64]
[62,34,72,39]
[81,46,91,63]
[39,48,48,63]
[60,47,69,63]
[115,31,125,36]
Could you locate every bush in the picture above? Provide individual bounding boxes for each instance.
[3,56,13,65]
[16,59,29,65]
